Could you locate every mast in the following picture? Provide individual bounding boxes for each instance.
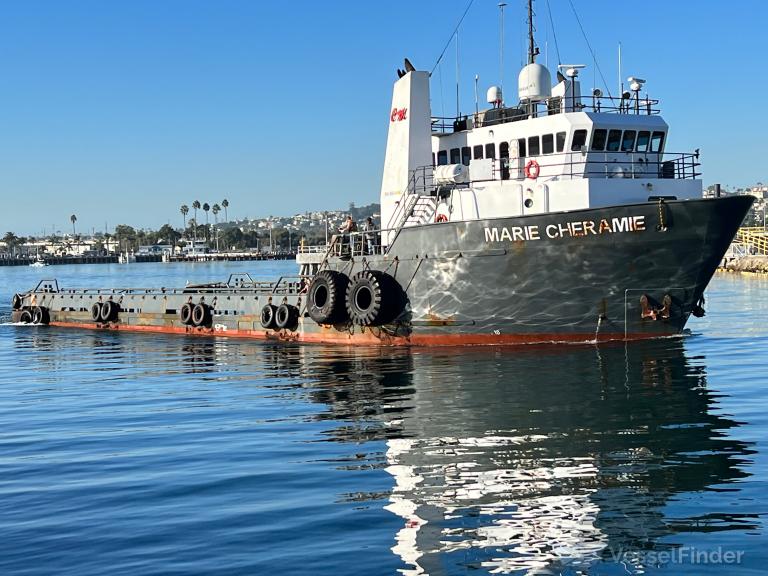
[527,0,539,64]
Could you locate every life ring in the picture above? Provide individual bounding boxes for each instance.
[435,214,448,223]
[524,159,540,180]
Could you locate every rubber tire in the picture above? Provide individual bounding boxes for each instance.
[192,303,211,327]
[11,294,22,310]
[100,301,118,322]
[307,270,349,325]
[91,303,103,322]
[32,306,49,325]
[275,304,299,331]
[345,270,403,326]
[180,303,194,325]
[19,309,33,324]
[260,304,278,330]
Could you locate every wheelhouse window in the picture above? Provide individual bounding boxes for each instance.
[437,150,448,165]
[485,143,496,159]
[473,145,484,160]
[450,148,460,164]
[650,131,665,153]
[621,130,636,152]
[556,131,566,152]
[636,131,650,152]
[527,136,540,157]
[461,146,471,166]
[606,129,622,152]
[517,138,527,157]
[591,129,607,151]
[499,141,509,158]
[542,134,554,155]
[571,129,587,151]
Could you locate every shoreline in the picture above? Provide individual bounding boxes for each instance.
[719,256,768,275]
[0,253,296,267]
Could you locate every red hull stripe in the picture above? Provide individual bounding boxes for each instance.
[48,321,675,346]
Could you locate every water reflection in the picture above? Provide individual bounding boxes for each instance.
[5,326,757,574]
[299,341,755,574]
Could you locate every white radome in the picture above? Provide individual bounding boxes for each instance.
[518,63,552,101]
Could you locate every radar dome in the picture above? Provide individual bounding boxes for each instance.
[518,63,552,101]
[486,86,502,105]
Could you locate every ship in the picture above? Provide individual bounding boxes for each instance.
[9,2,753,345]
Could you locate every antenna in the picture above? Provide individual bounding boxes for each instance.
[527,0,539,64]
[455,30,460,117]
[498,2,506,96]
[474,74,479,115]
[618,42,623,98]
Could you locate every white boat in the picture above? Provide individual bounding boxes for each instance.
[29,255,47,268]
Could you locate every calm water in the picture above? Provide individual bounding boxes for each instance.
[0,262,766,575]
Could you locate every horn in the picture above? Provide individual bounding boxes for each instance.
[404,58,416,72]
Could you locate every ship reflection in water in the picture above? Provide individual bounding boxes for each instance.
[301,341,755,575]
[8,329,757,575]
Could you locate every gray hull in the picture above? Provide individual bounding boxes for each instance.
[11,196,752,346]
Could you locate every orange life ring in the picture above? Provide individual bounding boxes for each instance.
[435,214,448,223]
[524,159,540,180]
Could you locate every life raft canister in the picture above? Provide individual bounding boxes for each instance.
[524,159,540,180]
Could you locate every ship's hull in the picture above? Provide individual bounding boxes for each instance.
[11,196,752,346]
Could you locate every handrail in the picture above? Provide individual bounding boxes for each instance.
[736,227,768,256]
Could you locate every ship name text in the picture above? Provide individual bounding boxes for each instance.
[484,215,646,243]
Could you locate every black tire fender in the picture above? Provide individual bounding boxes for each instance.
[100,301,118,323]
[180,303,194,325]
[345,270,404,326]
[275,304,299,331]
[307,270,349,325]
[91,303,103,322]
[260,304,278,330]
[32,306,49,325]
[192,303,211,327]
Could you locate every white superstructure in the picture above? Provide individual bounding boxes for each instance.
[379,4,701,239]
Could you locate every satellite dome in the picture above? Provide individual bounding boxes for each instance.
[486,86,502,105]
[518,63,552,102]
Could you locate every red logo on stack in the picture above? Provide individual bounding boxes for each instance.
[390,108,408,122]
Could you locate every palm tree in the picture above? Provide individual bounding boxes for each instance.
[192,200,201,254]
[203,203,210,241]
[180,204,189,234]
[221,199,229,222]
[212,204,220,225]
[3,231,19,256]
[70,214,77,237]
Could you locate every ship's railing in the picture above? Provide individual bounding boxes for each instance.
[505,151,701,181]
[422,151,700,187]
[31,276,306,296]
[432,95,661,133]
[296,244,328,254]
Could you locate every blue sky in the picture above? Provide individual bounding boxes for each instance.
[1,0,766,236]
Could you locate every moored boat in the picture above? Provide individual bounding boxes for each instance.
[9,2,752,345]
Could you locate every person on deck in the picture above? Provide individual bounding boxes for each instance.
[362,217,377,255]
[338,216,358,255]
